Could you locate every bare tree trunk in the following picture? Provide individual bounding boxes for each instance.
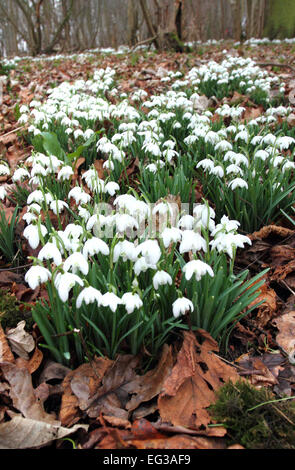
[139,0,159,48]
[127,0,138,46]
[233,0,242,41]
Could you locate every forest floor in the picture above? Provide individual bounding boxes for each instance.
[0,40,295,452]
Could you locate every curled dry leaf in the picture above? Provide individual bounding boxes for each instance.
[6,320,35,359]
[15,346,43,374]
[158,330,240,433]
[250,225,294,241]
[0,324,14,363]
[0,415,88,449]
[248,282,278,328]
[0,362,59,424]
[274,311,295,364]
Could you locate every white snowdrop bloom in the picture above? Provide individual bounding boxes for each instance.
[254,150,269,161]
[113,240,137,263]
[104,181,120,196]
[179,230,207,254]
[228,178,248,190]
[78,206,91,222]
[49,200,69,215]
[115,213,139,233]
[272,156,285,167]
[177,214,194,230]
[134,257,151,276]
[163,140,176,150]
[205,131,220,145]
[225,164,243,176]
[172,297,194,318]
[86,214,106,231]
[68,186,91,204]
[145,163,157,174]
[64,223,84,240]
[27,190,44,205]
[57,166,74,181]
[153,270,172,290]
[183,259,214,281]
[196,159,214,171]
[12,167,30,182]
[152,202,174,217]
[0,164,10,176]
[74,129,84,140]
[101,292,122,312]
[83,237,110,258]
[54,272,84,302]
[136,239,161,266]
[23,223,48,249]
[18,114,29,124]
[210,232,251,258]
[251,135,263,146]
[235,130,249,143]
[282,161,295,172]
[76,286,103,309]
[25,265,51,290]
[211,215,240,237]
[0,186,7,200]
[215,140,233,152]
[210,165,224,178]
[31,163,48,177]
[262,133,276,146]
[22,212,37,224]
[161,227,182,248]
[103,159,114,171]
[193,204,215,226]
[276,136,294,152]
[84,129,95,140]
[38,242,62,266]
[121,292,143,314]
[63,252,89,275]
[142,141,161,157]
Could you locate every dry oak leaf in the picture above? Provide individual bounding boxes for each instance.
[126,344,174,412]
[249,225,294,241]
[0,415,88,449]
[0,323,15,363]
[15,346,43,374]
[273,311,295,364]
[59,356,112,427]
[80,355,139,419]
[0,362,59,424]
[158,330,240,432]
[6,320,35,359]
[248,282,278,328]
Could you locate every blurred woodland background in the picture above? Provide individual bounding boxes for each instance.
[1,0,295,57]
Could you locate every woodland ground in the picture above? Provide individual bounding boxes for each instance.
[0,40,295,451]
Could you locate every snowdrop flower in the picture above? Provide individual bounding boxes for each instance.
[153,270,172,290]
[193,204,215,230]
[50,200,69,215]
[113,240,137,263]
[54,272,84,302]
[196,159,214,171]
[226,164,243,176]
[254,150,269,161]
[63,252,89,275]
[228,178,248,190]
[76,286,102,309]
[12,167,30,182]
[68,186,91,204]
[211,215,240,237]
[104,181,120,196]
[27,190,45,205]
[210,232,251,258]
[0,164,10,176]
[23,223,48,249]
[57,166,74,181]
[282,161,295,172]
[134,257,150,276]
[115,214,139,233]
[161,227,182,248]
[179,230,207,254]
[23,212,38,224]
[210,165,224,178]
[101,292,122,312]
[38,242,62,266]
[83,237,110,258]
[0,186,7,200]
[25,265,51,289]
[64,223,84,240]
[78,206,91,222]
[172,297,194,318]
[183,259,214,281]
[136,239,161,266]
[177,215,194,230]
[121,292,143,314]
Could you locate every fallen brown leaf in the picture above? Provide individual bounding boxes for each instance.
[158,330,240,433]
[274,311,295,363]
[0,324,15,363]
[6,320,35,359]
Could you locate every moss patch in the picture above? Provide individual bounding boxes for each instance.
[209,380,295,449]
[0,289,33,330]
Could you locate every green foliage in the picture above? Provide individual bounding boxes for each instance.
[210,380,295,449]
[0,289,33,330]
[264,0,295,39]
[0,204,22,265]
